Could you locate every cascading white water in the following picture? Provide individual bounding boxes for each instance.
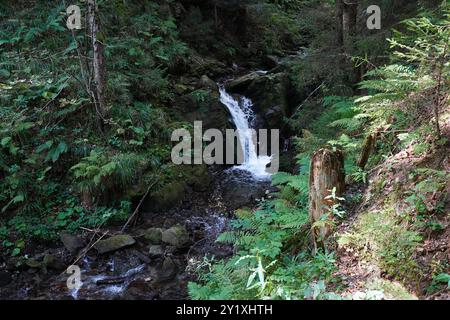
[219,86,272,179]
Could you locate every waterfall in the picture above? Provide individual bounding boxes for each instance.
[219,86,272,179]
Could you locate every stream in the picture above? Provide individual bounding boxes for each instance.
[0,84,274,300]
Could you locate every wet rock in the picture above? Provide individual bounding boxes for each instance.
[263,55,279,69]
[225,72,261,92]
[198,75,218,91]
[25,258,42,269]
[148,245,164,258]
[43,254,64,270]
[60,233,84,253]
[94,234,136,254]
[225,71,290,128]
[156,257,178,282]
[186,165,212,192]
[221,173,268,209]
[264,104,284,128]
[175,92,229,130]
[161,225,190,249]
[122,281,156,300]
[0,271,12,287]
[131,249,151,264]
[144,228,163,244]
[143,181,188,212]
[174,83,189,95]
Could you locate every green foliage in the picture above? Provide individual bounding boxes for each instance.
[2,198,130,247]
[0,1,182,250]
[427,273,450,294]
[189,156,342,299]
[339,208,423,284]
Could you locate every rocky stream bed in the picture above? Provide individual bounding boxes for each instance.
[0,168,272,300]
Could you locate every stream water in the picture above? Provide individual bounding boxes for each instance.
[0,82,273,300]
[219,86,272,179]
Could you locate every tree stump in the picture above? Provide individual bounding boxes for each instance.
[309,148,345,253]
[357,133,376,169]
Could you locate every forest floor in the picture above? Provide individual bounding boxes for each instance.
[334,113,450,300]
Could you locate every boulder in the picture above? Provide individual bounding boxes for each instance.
[122,280,156,300]
[143,181,187,212]
[60,233,84,253]
[94,234,136,254]
[144,228,163,244]
[174,90,229,130]
[221,172,269,209]
[225,72,261,92]
[161,225,190,248]
[226,71,290,128]
[148,245,164,258]
[156,257,178,282]
[186,164,212,192]
[174,83,189,95]
[197,75,218,91]
[25,258,42,269]
[43,254,64,270]
[263,55,280,69]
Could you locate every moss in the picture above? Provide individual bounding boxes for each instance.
[338,207,423,286]
[366,279,418,300]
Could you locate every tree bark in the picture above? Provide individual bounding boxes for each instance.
[309,148,345,253]
[342,0,358,49]
[87,0,107,124]
[357,133,376,169]
[336,0,344,46]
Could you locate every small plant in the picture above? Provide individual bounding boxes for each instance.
[427,273,450,294]
[324,187,346,218]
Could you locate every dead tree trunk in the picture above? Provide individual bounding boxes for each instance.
[87,0,107,124]
[309,148,345,253]
[336,0,344,47]
[357,133,376,169]
[342,0,358,49]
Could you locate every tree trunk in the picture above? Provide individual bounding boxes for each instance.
[357,133,376,169]
[81,190,93,211]
[87,0,107,124]
[336,0,344,46]
[309,148,345,253]
[342,0,358,49]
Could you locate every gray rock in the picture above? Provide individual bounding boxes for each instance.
[60,233,84,253]
[225,72,261,92]
[148,245,164,258]
[43,254,64,270]
[198,75,218,90]
[25,258,42,269]
[156,257,178,282]
[144,228,163,244]
[221,172,268,209]
[161,225,190,248]
[94,234,136,254]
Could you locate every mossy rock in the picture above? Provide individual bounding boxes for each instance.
[185,165,211,192]
[144,228,163,244]
[143,181,188,212]
[161,224,190,248]
[174,90,229,130]
[94,234,136,254]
